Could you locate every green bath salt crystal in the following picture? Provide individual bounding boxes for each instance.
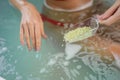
[64,27,93,43]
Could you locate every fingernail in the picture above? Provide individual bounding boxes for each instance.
[21,43,24,46]
[98,20,103,24]
[20,41,24,45]
[45,35,47,38]
[98,16,102,19]
[36,47,40,51]
[28,47,31,51]
[43,34,47,38]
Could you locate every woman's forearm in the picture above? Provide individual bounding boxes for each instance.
[9,0,29,11]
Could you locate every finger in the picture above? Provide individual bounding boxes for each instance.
[35,23,41,51]
[20,24,24,45]
[39,19,47,38]
[23,23,31,50]
[98,2,119,20]
[36,13,47,38]
[99,8,120,26]
[29,23,35,49]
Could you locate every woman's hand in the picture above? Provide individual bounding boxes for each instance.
[98,0,120,26]
[20,3,47,51]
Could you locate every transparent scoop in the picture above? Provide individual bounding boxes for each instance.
[64,17,99,43]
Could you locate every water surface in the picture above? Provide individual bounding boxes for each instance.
[0,0,120,80]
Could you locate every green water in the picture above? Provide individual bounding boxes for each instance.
[0,0,120,80]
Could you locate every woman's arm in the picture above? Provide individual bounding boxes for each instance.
[10,0,47,51]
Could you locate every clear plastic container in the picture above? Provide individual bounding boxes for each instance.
[64,17,99,43]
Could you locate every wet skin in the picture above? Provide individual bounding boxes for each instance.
[10,0,120,51]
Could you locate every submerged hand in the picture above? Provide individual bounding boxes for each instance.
[20,3,47,51]
[98,0,120,26]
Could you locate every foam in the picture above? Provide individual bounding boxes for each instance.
[65,43,82,60]
[76,65,82,69]
[47,58,56,66]
[0,47,8,54]
[40,68,47,73]
[44,0,93,12]
[0,77,5,80]
[112,52,120,68]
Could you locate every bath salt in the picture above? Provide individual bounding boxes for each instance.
[64,27,93,43]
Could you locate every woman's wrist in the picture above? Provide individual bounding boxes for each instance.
[9,0,28,11]
[19,1,30,12]
[20,2,36,14]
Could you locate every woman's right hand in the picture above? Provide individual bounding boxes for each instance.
[98,0,120,26]
[20,2,47,51]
